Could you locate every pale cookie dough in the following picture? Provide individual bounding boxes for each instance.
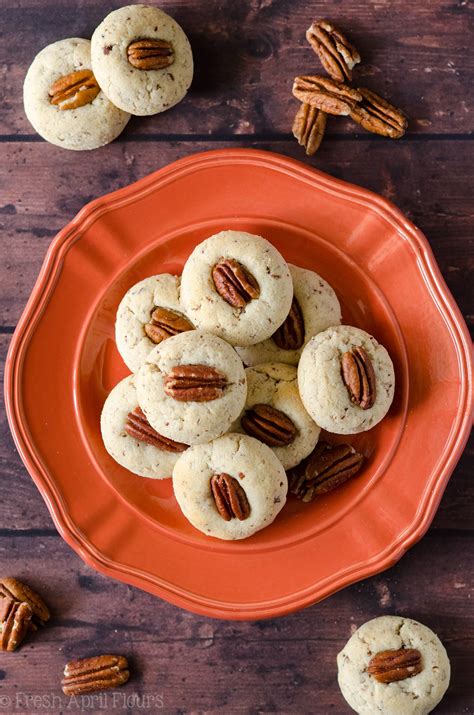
[91,5,193,116]
[115,274,193,373]
[180,231,293,347]
[298,325,395,434]
[24,38,130,150]
[233,363,320,470]
[337,616,451,715]
[135,331,247,445]
[173,433,287,540]
[100,374,185,479]
[236,264,342,366]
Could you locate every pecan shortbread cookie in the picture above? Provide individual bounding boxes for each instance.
[233,363,320,470]
[135,331,247,445]
[91,5,193,116]
[236,264,341,366]
[337,616,450,714]
[298,326,395,434]
[115,274,194,373]
[23,38,130,150]
[101,374,187,479]
[173,433,287,540]
[180,231,293,347]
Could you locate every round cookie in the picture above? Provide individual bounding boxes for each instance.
[236,264,342,366]
[180,231,293,346]
[24,38,130,150]
[91,5,193,116]
[172,433,287,540]
[298,325,395,434]
[115,274,194,373]
[135,331,247,445]
[337,615,451,715]
[100,375,187,479]
[233,363,320,470]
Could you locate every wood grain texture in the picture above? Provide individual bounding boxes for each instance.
[0,533,471,714]
[0,0,472,713]
[0,0,472,136]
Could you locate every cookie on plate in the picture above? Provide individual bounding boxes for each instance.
[135,331,247,445]
[100,374,187,479]
[91,5,193,116]
[337,615,451,715]
[180,230,293,346]
[173,433,287,540]
[298,325,395,434]
[24,38,130,150]
[233,363,320,470]
[236,264,341,366]
[115,274,194,373]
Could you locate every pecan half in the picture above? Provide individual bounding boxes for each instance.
[306,20,361,82]
[125,406,187,452]
[127,39,174,70]
[350,88,407,139]
[341,346,376,410]
[49,70,100,110]
[164,364,227,402]
[368,648,423,683]
[292,103,327,156]
[62,655,130,696]
[0,598,32,651]
[0,577,50,628]
[288,441,364,502]
[293,76,362,116]
[212,259,260,308]
[210,474,250,521]
[144,306,194,345]
[241,404,297,447]
[272,296,305,350]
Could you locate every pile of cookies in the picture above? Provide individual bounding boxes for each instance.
[292,19,407,156]
[101,230,395,540]
[23,4,193,150]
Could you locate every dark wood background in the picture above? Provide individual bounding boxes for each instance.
[0,1,472,713]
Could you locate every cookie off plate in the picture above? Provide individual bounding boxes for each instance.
[5,149,472,619]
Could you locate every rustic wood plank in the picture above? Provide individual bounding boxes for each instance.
[1,139,472,329]
[0,532,471,713]
[0,0,472,137]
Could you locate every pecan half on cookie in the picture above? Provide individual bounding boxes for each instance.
[341,346,376,410]
[306,20,361,82]
[212,259,260,308]
[144,306,194,345]
[49,70,100,110]
[127,39,174,70]
[125,406,188,452]
[210,473,250,521]
[272,296,305,349]
[350,88,407,138]
[164,364,228,402]
[368,648,423,683]
[293,76,362,116]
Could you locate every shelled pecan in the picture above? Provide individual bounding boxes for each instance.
[164,364,227,402]
[272,296,305,349]
[62,655,130,696]
[210,474,250,521]
[144,306,194,344]
[341,346,376,410]
[350,88,407,138]
[288,441,364,502]
[241,404,297,447]
[212,259,260,308]
[293,76,362,116]
[125,407,187,452]
[49,70,100,110]
[368,648,423,683]
[306,20,360,82]
[127,39,174,70]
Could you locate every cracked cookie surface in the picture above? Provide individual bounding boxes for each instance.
[172,433,287,540]
[337,615,450,714]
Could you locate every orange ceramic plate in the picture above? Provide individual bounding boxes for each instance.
[5,149,473,620]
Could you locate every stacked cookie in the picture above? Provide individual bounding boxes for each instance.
[23,5,193,150]
[101,230,395,540]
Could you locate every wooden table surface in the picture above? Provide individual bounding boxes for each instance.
[0,1,472,713]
